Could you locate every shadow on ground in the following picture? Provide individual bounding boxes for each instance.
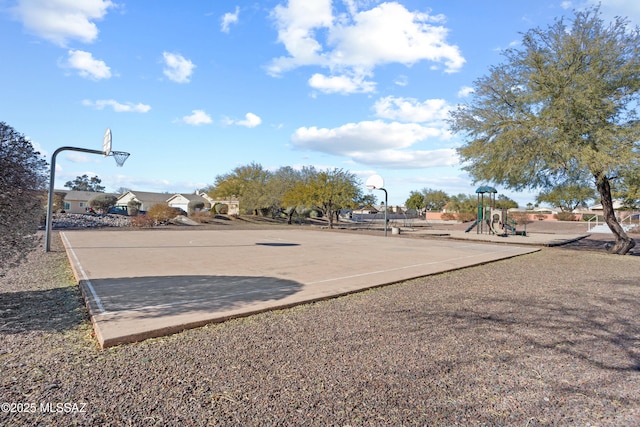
[0,286,86,334]
[87,275,304,319]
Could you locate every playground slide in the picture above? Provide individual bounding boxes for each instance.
[490,220,508,237]
[464,219,479,233]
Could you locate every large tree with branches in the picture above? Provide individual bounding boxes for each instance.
[0,122,48,274]
[450,7,640,254]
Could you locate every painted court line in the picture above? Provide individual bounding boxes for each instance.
[61,232,106,314]
[307,246,517,285]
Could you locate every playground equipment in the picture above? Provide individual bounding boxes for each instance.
[465,186,525,237]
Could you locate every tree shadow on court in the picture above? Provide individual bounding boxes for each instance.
[85,275,304,320]
[0,286,87,335]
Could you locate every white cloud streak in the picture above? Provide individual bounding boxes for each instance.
[162,52,195,83]
[64,49,111,79]
[373,96,451,123]
[221,6,240,33]
[11,0,114,46]
[82,99,151,113]
[291,120,457,168]
[181,110,212,125]
[224,112,262,128]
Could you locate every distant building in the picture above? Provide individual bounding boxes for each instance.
[60,190,117,213]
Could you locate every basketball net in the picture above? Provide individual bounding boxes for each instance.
[110,151,130,167]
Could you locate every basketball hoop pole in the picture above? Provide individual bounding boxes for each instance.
[45,146,124,252]
[365,174,388,237]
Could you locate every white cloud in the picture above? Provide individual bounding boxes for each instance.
[64,49,111,79]
[10,0,114,46]
[82,99,151,113]
[291,120,456,168]
[587,0,640,25]
[373,96,451,124]
[237,112,262,127]
[349,148,458,169]
[221,6,240,33]
[293,121,431,152]
[393,75,408,87]
[65,152,92,163]
[269,0,333,73]
[162,52,195,83]
[308,72,376,94]
[457,86,474,98]
[181,110,212,125]
[224,112,262,128]
[268,1,465,93]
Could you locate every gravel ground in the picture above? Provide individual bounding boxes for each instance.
[47,213,132,229]
[1,223,639,426]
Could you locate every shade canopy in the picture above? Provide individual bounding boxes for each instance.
[475,186,497,194]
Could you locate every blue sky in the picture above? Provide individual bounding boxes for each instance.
[1,0,638,206]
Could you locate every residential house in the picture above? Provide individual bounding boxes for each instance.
[115,190,241,216]
[116,191,173,212]
[208,195,240,216]
[166,193,213,213]
[61,190,116,213]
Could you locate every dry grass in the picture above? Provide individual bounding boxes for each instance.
[0,227,638,426]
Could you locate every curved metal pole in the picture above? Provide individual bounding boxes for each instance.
[45,146,104,252]
[381,188,388,237]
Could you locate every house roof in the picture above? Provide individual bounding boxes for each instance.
[120,191,173,203]
[62,190,117,200]
[166,193,210,203]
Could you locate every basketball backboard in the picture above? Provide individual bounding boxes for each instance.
[102,128,112,156]
[365,174,384,190]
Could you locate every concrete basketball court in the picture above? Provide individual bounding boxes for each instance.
[61,228,540,348]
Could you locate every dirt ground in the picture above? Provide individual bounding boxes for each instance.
[0,220,638,426]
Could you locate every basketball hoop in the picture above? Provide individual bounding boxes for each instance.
[109,151,130,167]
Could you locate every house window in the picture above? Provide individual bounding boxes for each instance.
[64,202,70,210]
[79,202,87,208]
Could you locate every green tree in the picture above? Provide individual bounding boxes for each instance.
[209,162,272,215]
[0,122,48,274]
[405,191,425,212]
[613,167,640,209]
[536,183,597,212]
[89,193,117,213]
[447,194,478,214]
[495,194,519,210]
[422,188,450,211]
[64,174,105,192]
[449,7,640,254]
[283,167,361,229]
[265,166,303,222]
[356,193,377,207]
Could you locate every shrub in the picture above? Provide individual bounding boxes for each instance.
[188,200,209,216]
[130,214,155,228]
[554,212,577,221]
[190,211,212,223]
[146,203,176,224]
[509,211,532,225]
[127,200,142,216]
[456,212,476,222]
[89,194,117,213]
[441,212,456,220]
[214,203,229,214]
